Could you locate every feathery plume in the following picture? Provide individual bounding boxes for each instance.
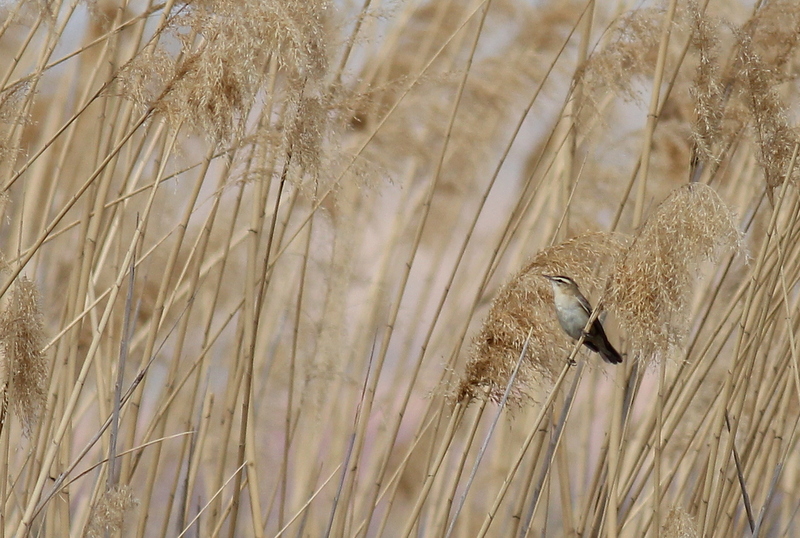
[689,4,726,165]
[607,184,740,363]
[662,506,698,538]
[118,0,332,142]
[578,8,663,104]
[457,232,626,404]
[1,276,47,433]
[83,485,138,538]
[734,31,800,199]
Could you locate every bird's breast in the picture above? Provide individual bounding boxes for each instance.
[552,296,588,340]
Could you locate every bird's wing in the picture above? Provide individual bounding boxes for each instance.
[576,293,593,317]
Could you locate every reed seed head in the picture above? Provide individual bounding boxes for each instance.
[83,485,138,538]
[118,0,333,142]
[457,232,626,404]
[733,30,800,199]
[1,276,47,434]
[606,184,740,364]
[661,506,697,538]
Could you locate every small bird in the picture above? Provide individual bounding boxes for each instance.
[543,275,622,364]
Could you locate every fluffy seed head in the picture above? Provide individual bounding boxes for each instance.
[456,232,627,404]
[733,31,800,200]
[83,485,138,538]
[606,184,740,364]
[578,8,663,105]
[1,276,47,434]
[662,506,697,538]
[689,4,726,165]
[117,0,332,142]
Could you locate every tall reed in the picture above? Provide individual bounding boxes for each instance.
[0,0,798,536]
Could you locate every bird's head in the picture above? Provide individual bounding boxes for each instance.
[543,274,579,292]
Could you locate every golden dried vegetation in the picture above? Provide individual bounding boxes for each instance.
[0,0,799,537]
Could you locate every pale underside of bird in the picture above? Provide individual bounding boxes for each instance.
[543,274,622,364]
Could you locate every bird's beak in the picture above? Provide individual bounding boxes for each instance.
[542,274,554,281]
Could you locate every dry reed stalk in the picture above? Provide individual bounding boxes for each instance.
[698,175,794,535]
[634,0,680,231]
[14,142,166,535]
[399,401,469,538]
[135,147,222,536]
[555,0,595,241]
[614,300,730,507]
[331,4,495,536]
[712,155,798,532]
[601,180,737,536]
[153,171,236,531]
[356,7,592,532]
[518,357,588,536]
[436,396,489,536]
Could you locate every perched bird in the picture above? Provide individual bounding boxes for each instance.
[543,275,622,364]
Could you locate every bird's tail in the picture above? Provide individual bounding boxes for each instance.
[585,320,624,364]
[598,338,623,364]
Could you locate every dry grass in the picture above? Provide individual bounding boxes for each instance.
[1,0,800,537]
